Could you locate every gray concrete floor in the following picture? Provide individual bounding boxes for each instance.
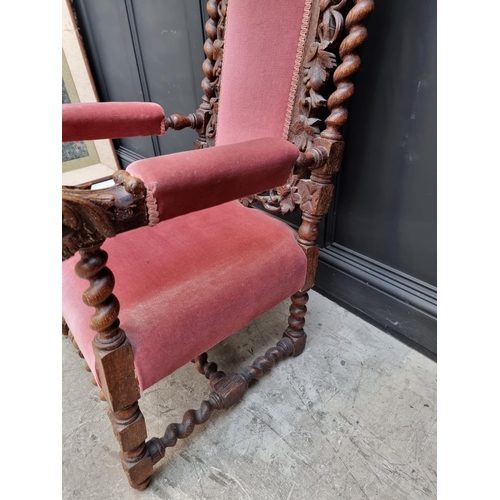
[62,290,437,500]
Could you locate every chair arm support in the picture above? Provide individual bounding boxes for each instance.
[293,146,329,175]
[127,138,300,223]
[63,102,167,143]
[62,138,299,259]
[166,113,204,131]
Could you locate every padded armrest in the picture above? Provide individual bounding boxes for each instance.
[127,138,299,223]
[62,102,165,143]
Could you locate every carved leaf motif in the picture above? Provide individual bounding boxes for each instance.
[307,90,327,110]
[62,202,80,231]
[321,0,348,13]
[274,175,302,214]
[206,97,219,139]
[274,197,293,214]
[62,172,147,261]
[297,180,318,214]
[304,43,318,65]
[62,200,107,261]
[278,190,300,214]
[62,192,116,261]
[239,196,256,207]
[63,191,116,238]
[305,47,336,92]
[291,117,321,151]
[319,9,344,45]
[243,175,302,215]
[213,39,224,65]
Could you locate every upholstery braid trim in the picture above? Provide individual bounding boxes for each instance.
[282,0,313,140]
[214,0,230,147]
[145,183,160,226]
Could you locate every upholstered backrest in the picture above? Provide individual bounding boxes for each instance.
[216,0,310,146]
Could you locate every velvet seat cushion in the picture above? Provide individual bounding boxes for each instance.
[62,201,307,391]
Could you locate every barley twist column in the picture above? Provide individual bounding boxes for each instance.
[75,245,153,490]
[322,0,375,140]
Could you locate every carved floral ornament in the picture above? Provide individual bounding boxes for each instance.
[62,188,115,260]
[290,0,347,152]
[62,171,148,261]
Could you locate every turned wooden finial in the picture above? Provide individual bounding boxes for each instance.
[166,113,204,131]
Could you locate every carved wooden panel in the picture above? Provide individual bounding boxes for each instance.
[62,171,148,260]
[288,0,348,151]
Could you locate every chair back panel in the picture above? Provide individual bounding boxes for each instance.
[216,0,310,146]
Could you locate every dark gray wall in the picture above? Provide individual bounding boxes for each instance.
[316,0,437,356]
[72,0,206,165]
[335,0,437,286]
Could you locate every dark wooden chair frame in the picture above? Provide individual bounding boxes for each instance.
[62,0,374,490]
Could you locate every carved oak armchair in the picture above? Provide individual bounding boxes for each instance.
[62,0,374,490]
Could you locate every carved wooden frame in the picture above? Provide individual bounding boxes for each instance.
[62,0,374,490]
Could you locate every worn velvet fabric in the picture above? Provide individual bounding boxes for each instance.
[62,201,307,391]
[62,102,165,143]
[216,0,307,146]
[127,138,299,222]
[62,1,309,393]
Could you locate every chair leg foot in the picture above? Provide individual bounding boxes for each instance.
[122,447,153,491]
[129,477,152,491]
[283,330,307,357]
[121,448,154,491]
[109,404,154,489]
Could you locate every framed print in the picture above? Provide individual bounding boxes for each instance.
[62,0,119,186]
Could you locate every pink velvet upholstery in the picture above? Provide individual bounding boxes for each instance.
[216,0,308,146]
[62,201,307,391]
[128,138,299,222]
[62,102,165,143]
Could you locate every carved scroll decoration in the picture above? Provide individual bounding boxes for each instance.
[62,171,148,261]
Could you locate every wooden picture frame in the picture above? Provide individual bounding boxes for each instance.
[62,0,119,186]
